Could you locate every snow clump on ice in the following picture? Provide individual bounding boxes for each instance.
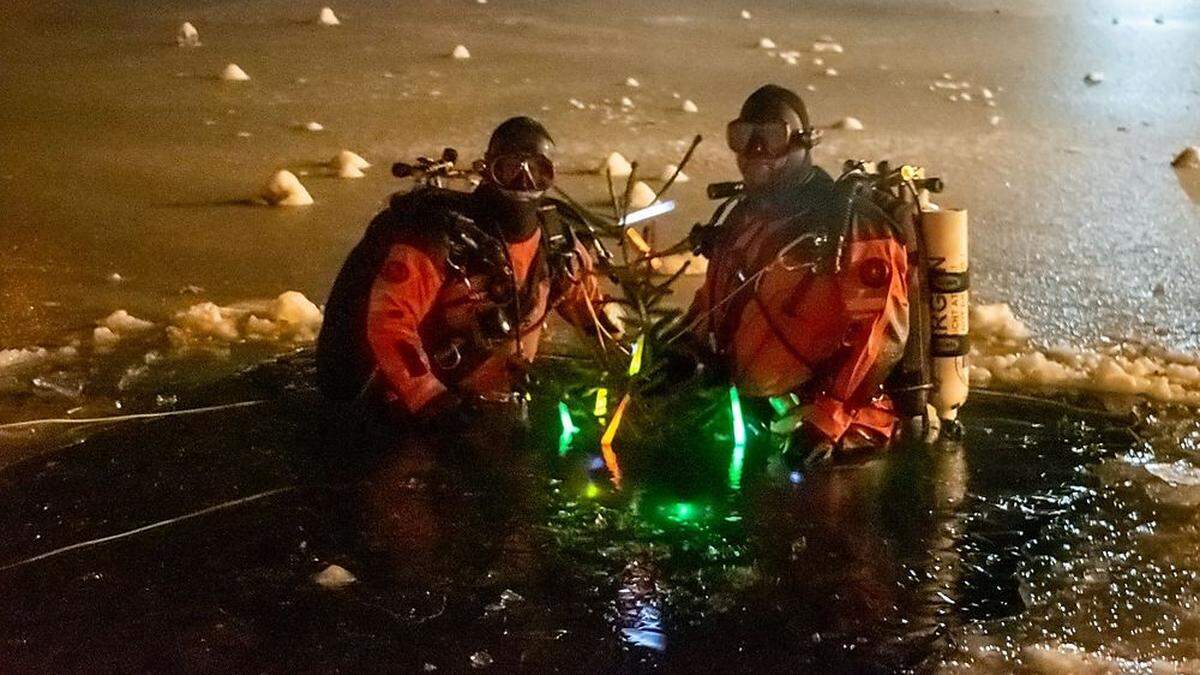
[834,117,864,131]
[626,181,657,209]
[314,564,356,590]
[625,77,640,88]
[260,170,313,207]
[740,9,751,19]
[451,45,471,60]
[220,64,250,81]
[599,152,633,177]
[318,7,340,26]
[176,22,200,47]
[681,99,699,113]
[332,150,370,178]
[167,291,324,348]
[758,37,776,49]
[659,164,688,183]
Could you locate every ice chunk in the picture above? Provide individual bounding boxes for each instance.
[314,564,356,589]
[1083,71,1104,85]
[989,115,1001,126]
[823,68,839,77]
[469,651,493,668]
[108,272,123,283]
[970,303,1030,341]
[269,291,323,340]
[659,164,688,183]
[626,181,657,209]
[812,41,844,53]
[681,99,699,113]
[740,9,751,19]
[1146,461,1200,486]
[620,96,634,109]
[302,121,324,132]
[261,170,314,207]
[625,77,640,88]
[833,116,863,131]
[1172,146,1200,169]
[171,302,240,342]
[981,87,994,99]
[318,7,340,26]
[332,149,370,178]
[758,37,776,49]
[220,63,250,81]
[599,152,633,177]
[99,310,155,335]
[93,326,120,352]
[176,22,200,47]
[451,45,471,60]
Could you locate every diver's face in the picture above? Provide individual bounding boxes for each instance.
[732,104,808,192]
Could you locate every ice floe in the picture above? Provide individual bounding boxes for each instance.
[176,22,200,47]
[260,170,313,207]
[220,63,250,81]
[167,291,323,348]
[451,45,471,60]
[318,7,340,26]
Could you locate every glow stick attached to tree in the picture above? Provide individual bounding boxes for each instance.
[558,400,580,456]
[599,393,631,487]
[729,386,747,489]
[627,334,646,376]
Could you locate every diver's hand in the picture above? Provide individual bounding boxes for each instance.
[781,424,835,470]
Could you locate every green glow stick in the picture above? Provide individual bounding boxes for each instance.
[558,400,579,456]
[729,386,747,489]
[627,334,645,376]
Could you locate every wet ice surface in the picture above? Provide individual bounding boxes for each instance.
[0,354,1198,671]
[1,0,1198,349]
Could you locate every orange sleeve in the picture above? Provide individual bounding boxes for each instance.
[806,231,910,442]
[366,242,449,413]
[554,241,609,331]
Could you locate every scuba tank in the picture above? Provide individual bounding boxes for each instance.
[837,160,967,441]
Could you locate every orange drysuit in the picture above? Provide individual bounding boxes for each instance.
[688,168,910,445]
[367,225,604,414]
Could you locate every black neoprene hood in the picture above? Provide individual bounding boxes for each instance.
[485,116,555,160]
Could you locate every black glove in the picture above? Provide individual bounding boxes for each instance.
[781,423,835,471]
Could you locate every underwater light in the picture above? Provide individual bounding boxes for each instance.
[585,482,601,499]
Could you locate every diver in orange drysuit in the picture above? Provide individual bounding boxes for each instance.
[316,117,612,425]
[684,85,910,467]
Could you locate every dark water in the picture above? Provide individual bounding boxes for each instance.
[3,352,1189,673]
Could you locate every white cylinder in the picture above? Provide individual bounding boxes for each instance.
[920,208,969,422]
